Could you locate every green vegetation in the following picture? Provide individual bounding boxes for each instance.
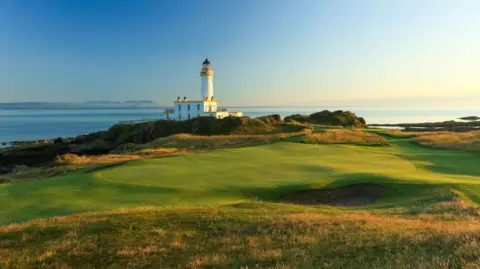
[284,110,367,128]
[1,135,480,225]
[2,116,480,267]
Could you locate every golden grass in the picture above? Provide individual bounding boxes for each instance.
[0,165,82,183]
[54,153,142,165]
[413,131,480,152]
[131,131,308,152]
[305,129,388,145]
[2,204,480,268]
[376,129,421,138]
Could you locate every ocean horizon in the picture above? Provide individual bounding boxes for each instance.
[1,106,479,143]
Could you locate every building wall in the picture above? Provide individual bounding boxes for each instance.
[228,111,243,117]
[173,101,218,120]
[215,111,229,119]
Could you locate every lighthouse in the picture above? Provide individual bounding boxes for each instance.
[200,58,214,100]
[170,58,242,121]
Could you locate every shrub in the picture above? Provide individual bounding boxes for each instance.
[308,110,367,128]
[284,114,309,123]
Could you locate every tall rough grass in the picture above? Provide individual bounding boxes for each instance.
[413,131,480,152]
[1,204,480,268]
[116,130,308,153]
[306,129,388,145]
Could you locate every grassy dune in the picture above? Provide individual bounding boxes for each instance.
[1,133,480,268]
[413,131,480,152]
[374,129,480,152]
[305,129,388,145]
[118,131,307,153]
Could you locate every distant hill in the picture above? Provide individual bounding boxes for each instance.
[0,101,162,109]
[459,116,480,121]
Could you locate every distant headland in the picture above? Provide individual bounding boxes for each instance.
[0,101,162,109]
[459,116,480,121]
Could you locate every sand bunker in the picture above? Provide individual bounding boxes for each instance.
[281,183,385,206]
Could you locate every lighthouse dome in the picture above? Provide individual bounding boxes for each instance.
[203,58,211,65]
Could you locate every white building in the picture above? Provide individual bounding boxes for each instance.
[172,59,242,121]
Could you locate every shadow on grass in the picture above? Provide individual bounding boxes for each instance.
[220,173,464,211]
[392,139,480,177]
[84,162,130,173]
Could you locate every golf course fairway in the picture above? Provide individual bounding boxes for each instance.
[1,137,479,225]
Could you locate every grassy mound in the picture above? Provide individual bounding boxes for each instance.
[106,115,287,145]
[305,129,388,145]
[285,110,367,128]
[373,129,480,152]
[413,131,480,152]
[116,131,306,153]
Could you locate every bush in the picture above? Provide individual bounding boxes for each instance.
[284,114,309,123]
[54,153,85,165]
[308,110,367,128]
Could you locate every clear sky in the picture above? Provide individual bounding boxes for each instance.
[1,0,479,106]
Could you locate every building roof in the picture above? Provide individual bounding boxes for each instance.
[203,58,211,65]
[174,100,217,103]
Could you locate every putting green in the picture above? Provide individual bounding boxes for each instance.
[1,138,479,224]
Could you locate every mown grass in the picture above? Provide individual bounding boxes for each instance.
[2,203,480,269]
[1,134,480,224]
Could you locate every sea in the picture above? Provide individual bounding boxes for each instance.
[1,106,479,144]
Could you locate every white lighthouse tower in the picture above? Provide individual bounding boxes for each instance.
[170,58,242,121]
[200,58,214,100]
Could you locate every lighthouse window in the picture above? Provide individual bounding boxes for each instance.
[178,105,181,110]
[187,104,190,111]
[197,104,200,110]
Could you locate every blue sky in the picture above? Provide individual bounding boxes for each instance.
[1,0,479,106]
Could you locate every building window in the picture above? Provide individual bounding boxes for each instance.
[178,105,181,110]
[197,104,200,110]
[187,104,190,111]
